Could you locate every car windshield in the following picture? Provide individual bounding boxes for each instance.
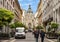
[16,29,24,33]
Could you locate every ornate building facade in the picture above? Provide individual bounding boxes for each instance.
[22,5,34,29]
[36,0,43,25]
[42,0,60,32]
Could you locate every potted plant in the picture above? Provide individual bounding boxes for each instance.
[48,22,59,39]
[51,22,59,32]
[36,25,44,29]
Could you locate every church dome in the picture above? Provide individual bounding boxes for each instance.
[27,5,33,13]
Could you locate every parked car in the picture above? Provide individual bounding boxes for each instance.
[25,30,28,33]
[28,29,32,32]
[15,27,26,39]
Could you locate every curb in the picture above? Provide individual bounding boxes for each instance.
[10,37,14,40]
[46,38,57,42]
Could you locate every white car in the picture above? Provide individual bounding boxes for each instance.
[15,27,26,39]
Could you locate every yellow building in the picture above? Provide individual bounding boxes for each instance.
[36,0,43,25]
[14,0,22,22]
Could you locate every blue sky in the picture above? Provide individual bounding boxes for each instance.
[18,0,40,13]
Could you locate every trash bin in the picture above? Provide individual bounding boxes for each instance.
[57,36,60,42]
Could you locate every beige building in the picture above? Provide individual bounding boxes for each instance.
[14,0,22,22]
[22,9,26,24]
[35,0,43,28]
[42,0,60,32]
[0,0,22,33]
[22,5,34,29]
[53,0,60,31]
[0,0,22,22]
[36,0,43,25]
[34,12,39,27]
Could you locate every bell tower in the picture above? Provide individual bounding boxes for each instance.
[27,5,33,13]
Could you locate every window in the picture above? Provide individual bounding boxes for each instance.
[59,7,60,14]
[0,1,2,5]
[9,0,10,1]
[11,0,12,4]
[3,0,4,6]
[7,2,8,9]
[13,2,14,7]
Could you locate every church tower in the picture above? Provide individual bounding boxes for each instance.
[27,5,33,13]
[23,5,34,30]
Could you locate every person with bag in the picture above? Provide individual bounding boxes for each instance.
[33,28,39,42]
[40,30,45,42]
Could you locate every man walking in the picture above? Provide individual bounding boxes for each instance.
[40,30,45,42]
[33,29,39,42]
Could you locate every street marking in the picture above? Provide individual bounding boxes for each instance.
[10,39,16,42]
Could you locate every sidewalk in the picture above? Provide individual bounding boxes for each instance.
[47,39,57,42]
[1,37,14,42]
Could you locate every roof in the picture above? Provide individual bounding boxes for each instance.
[27,5,33,13]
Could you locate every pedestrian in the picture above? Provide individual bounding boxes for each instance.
[33,28,39,42]
[40,30,45,42]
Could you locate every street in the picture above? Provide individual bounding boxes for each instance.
[1,32,55,42]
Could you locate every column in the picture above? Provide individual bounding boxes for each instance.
[56,9,57,23]
[59,7,60,23]
[54,11,56,22]
[57,8,60,23]
[53,12,54,22]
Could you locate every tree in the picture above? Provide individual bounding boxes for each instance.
[36,25,44,29]
[0,8,14,38]
[0,8,14,26]
[14,21,25,27]
[51,22,59,32]
[10,21,26,29]
[10,23,15,29]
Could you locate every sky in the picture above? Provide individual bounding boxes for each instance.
[18,0,40,13]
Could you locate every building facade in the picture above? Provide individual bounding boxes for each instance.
[34,12,39,27]
[22,5,34,29]
[14,0,22,22]
[22,9,26,25]
[0,0,22,22]
[35,0,43,27]
[37,0,43,25]
[53,0,60,31]
[0,0,22,33]
[42,0,60,32]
